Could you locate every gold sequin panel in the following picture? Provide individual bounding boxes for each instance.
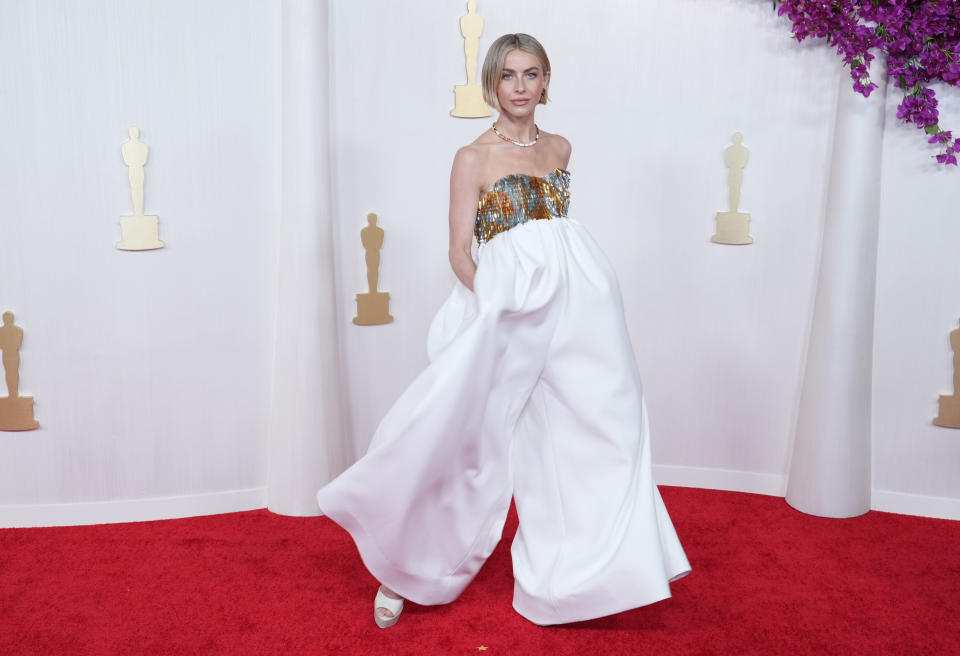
[475,168,571,244]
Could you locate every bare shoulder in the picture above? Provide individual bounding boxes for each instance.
[452,130,501,183]
[453,127,499,166]
[450,143,488,198]
[539,130,572,167]
[451,143,484,177]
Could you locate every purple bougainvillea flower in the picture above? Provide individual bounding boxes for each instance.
[777,0,960,165]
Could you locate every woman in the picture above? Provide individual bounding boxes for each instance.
[316,33,690,629]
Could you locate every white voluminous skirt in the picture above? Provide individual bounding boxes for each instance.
[316,215,690,625]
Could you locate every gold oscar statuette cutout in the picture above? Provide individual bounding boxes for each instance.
[117,126,164,251]
[353,213,394,326]
[450,0,491,118]
[712,132,753,245]
[0,311,39,431]
[933,317,960,428]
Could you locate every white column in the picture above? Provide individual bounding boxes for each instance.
[785,65,888,518]
[268,0,349,516]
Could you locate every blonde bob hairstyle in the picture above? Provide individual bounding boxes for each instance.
[481,33,551,111]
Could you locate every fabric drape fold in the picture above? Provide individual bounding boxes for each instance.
[786,63,888,518]
[267,0,350,516]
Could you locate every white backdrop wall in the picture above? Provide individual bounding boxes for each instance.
[0,0,280,523]
[872,82,960,516]
[2,0,958,526]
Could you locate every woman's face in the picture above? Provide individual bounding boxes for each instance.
[496,49,549,119]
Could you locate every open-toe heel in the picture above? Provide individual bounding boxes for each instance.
[374,585,404,629]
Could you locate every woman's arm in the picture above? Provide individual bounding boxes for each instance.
[555,134,572,169]
[448,147,483,291]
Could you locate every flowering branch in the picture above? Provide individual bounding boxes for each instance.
[776,1,960,165]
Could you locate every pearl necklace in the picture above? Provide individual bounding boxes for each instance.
[492,122,540,147]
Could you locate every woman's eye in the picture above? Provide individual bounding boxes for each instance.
[527,72,537,78]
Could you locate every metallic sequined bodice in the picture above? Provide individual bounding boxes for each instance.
[475,168,571,244]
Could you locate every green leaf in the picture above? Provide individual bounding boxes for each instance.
[925,125,941,135]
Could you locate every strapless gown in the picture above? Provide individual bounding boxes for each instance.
[316,169,690,625]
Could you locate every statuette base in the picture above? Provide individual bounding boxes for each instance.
[451,85,491,118]
[354,292,393,326]
[117,215,164,251]
[0,396,39,431]
[712,211,753,245]
[933,395,960,429]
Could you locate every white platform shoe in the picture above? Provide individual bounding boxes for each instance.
[374,585,404,629]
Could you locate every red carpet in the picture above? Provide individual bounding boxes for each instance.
[1,487,958,655]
